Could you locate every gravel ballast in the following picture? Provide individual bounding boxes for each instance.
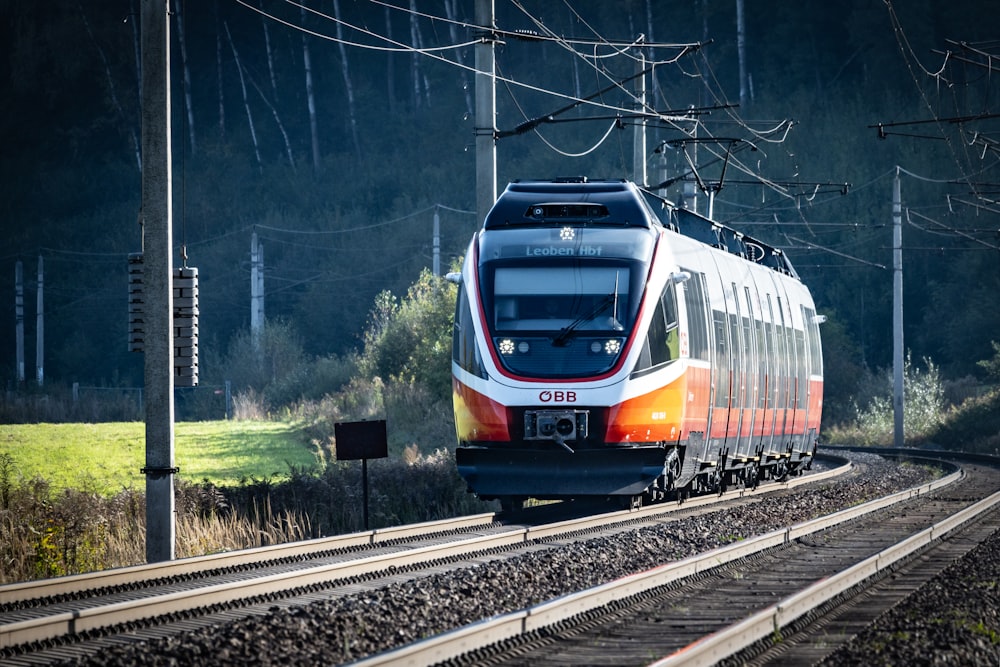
[53,453,998,666]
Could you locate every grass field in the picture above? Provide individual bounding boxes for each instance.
[0,420,321,494]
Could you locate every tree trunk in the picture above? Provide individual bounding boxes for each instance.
[409,0,430,109]
[736,0,748,108]
[384,6,396,114]
[301,2,321,172]
[260,0,278,95]
[645,0,659,104]
[215,0,226,139]
[224,21,263,173]
[79,1,141,172]
[443,0,473,117]
[247,66,296,170]
[333,0,361,158]
[173,0,196,154]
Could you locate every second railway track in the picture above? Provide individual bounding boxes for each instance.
[2,450,990,666]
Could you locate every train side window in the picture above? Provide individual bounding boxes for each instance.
[756,319,767,409]
[452,288,487,379]
[713,311,730,408]
[803,306,823,375]
[795,329,807,407]
[680,269,711,361]
[729,314,742,407]
[631,282,679,376]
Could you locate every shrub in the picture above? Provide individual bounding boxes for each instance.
[831,352,945,446]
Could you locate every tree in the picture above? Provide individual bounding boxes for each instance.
[360,270,457,403]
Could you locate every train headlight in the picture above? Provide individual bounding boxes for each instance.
[497,339,530,355]
[604,339,622,355]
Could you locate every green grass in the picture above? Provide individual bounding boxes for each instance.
[0,421,320,494]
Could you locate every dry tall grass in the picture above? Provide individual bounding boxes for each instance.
[0,445,488,585]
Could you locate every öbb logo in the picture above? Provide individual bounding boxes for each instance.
[539,390,577,403]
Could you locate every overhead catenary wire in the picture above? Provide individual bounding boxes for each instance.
[237,0,702,123]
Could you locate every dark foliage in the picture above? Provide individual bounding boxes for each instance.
[2,1,999,430]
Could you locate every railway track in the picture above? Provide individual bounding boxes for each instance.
[0,456,849,664]
[352,450,998,667]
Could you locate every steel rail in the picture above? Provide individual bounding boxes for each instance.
[0,513,498,606]
[343,463,964,667]
[0,457,850,652]
[650,485,1000,666]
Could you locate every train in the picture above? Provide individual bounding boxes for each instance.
[448,178,823,510]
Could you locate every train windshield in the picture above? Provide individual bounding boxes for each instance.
[493,266,628,332]
[485,262,639,378]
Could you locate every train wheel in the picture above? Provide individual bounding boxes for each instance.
[615,494,642,511]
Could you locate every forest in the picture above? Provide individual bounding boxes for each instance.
[1,1,999,428]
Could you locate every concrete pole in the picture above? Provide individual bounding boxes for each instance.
[15,261,24,385]
[475,0,496,224]
[35,256,43,387]
[633,51,647,187]
[892,168,904,448]
[433,209,441,276]
[141,0,176,563]
[251,232,262,345]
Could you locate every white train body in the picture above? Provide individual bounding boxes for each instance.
[451,179,823,505]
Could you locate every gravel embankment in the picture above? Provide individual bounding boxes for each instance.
[59,453,980,667]
[819,519,1000,667]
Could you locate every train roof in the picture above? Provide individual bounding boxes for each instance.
[484,178,799,279]
[484,179,660,230]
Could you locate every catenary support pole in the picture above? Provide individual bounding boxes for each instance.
[633,50,646,187]
[475,0,496,224]
[15,261,24,385]
[141,0,176,563]
[35,256,43,387]
[251,232,263,346]
[892,168,904,448]
[433,208,441,276]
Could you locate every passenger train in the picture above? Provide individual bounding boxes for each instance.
[449,178,823,509]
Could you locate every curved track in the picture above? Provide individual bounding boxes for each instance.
[359,450,998,667]
[0,457,847,664]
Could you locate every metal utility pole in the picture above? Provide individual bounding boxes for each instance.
[35,256,43,387]
[892,168,904,448]
[474,0,496,224]
[141,0,176,563]
[632,50,647,187]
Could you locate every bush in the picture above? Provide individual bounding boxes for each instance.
[828,352,945,446]
[359,269,457,403]
[926,389,1000,454]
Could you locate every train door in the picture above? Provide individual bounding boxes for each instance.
[746,285,767,454]
[762,294,779,454]
[728,284,744,452]
[680,269,713,447]
[736,283,758,460]
[775,295,792,445]
[801,304,824,450]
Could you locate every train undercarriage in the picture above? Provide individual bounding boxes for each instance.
[456,435,817,513]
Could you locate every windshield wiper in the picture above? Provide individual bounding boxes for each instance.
[552,293,617,347]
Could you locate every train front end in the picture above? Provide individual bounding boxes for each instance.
[450,180,672,504]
